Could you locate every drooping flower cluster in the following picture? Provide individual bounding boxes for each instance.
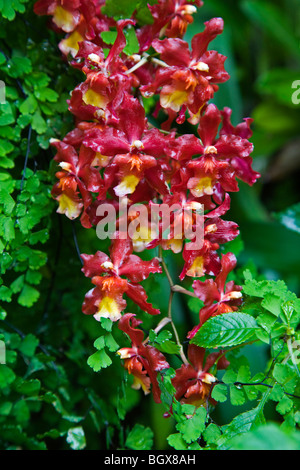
[35,0,259,407]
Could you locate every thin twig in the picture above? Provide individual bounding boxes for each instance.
[71,220,83,265]
[172,284,198,298]
[159,246,189,365]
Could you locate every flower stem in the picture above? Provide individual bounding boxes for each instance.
[171,284,198,298]
[159,247,189,365]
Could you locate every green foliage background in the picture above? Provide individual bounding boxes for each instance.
[0,0,299,450]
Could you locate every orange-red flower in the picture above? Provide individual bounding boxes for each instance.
[81,236,162,322]
[172,344,229,406]
[141,18,229,124]
[117,313,169,402]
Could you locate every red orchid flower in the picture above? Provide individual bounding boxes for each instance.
[51,139,103,228]
[58,1,112,57]
[137,0,203,52]
[34,0,82,32]
[172,343,229,406]
[83,93,174,197]
[140,18,229,124]
[117,313,169,403]
[50,138,104,227]
[179,208,239,280]
[81,236,162,322]
[68,20,137,125]
[188,252,243,338]
[168,103,259,197]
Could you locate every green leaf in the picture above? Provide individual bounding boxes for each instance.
[13,400,30,423]
[124,27,139,55]
[149,329,180,354]
[176,407,207,444]
[0,401,13,416]
[0,364,16,389]
[105,333,119,352]
[230,385,246,406]
[66,427,86,450]
[18,284,40,307]
[0,139,14,157]
[0,189,15,213]
[0,103,15,126]
[87,349,112,372]
[10,274,25,294]
[0,216,15,241]
[276,395,294,416]
[0,0,28,21]
[218,405,265,450]
[31,111,47,134]
[18,334,39,357]
[19,94,38,115]
[125,424,154,450]
[167,433,188,450]
[0,286,12,303]
[211,383,228,403]
[100,30,118,45]
[15,378,41,396]
[230,423,300,450]
[203,423,222,446]
[191,312,259,348]
[102,0,144,20]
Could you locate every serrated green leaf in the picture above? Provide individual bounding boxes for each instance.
[191,312,259,348]
[13,400,30,423]
[276,395,294,415]
[18,284,40,307]
[0,286,12,302]
[19,94,38,115]
[211,383,227,403]
[16,378,41,396]
[0,139,14,157]
[230,423,300,450]
[18,334,39,357]
[0,365,16,389]
[167,433,188,450]
[105,333,119,352]
[230,385,246,406]
[125,424,153,450]
[176,407,207,444]
[218,405,265,450]
[87,349,112,372]
[203,423,222,446]
[0,0,28,21]
[124,27,139,55]
[0,401,13,416]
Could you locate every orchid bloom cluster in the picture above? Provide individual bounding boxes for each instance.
[34,0,260,408]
